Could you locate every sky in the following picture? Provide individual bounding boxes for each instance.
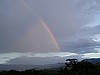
[0,0,100,65]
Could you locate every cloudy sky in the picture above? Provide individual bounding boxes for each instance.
[0,0,100,65]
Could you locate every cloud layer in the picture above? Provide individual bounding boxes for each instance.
[1,0,100,64]
[0,52,77,64]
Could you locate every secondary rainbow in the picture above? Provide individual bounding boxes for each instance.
[20,0,60,51]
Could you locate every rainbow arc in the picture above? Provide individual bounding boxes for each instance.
[20,0,60,51]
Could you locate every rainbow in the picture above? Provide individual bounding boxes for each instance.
[19,0,60,51]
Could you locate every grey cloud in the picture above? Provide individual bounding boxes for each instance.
[6,56,66,65]
[0,52,77,64]
[81,25,100,36]
[62,38,100,54]
[1,0,100,64]
[0,0,61,53]
[28,0,83,39]
[6,54,81,65]
[76,0,100,14]
[0,0,38,52]
[0,0,83,53]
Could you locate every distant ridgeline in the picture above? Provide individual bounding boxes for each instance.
[82,58,100,64]
[0,58,100,75]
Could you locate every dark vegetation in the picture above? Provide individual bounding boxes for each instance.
[0,59,100,75]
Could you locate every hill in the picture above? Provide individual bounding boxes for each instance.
[0,63,65,71]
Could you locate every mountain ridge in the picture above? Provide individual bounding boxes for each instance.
[0,63,65,71]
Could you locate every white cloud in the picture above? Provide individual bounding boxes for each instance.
[0,52,77,64]
[84,17,100,28]
[92,34,100,42]
[32,52,77,58]
[0,53,23,64]
[82,52,100,59]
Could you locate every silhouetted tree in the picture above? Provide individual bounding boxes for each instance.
[65,59,78,70]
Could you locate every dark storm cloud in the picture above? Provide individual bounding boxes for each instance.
[62,38,100,54]
[60,0,100,54]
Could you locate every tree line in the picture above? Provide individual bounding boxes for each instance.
[0,59,100,75]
